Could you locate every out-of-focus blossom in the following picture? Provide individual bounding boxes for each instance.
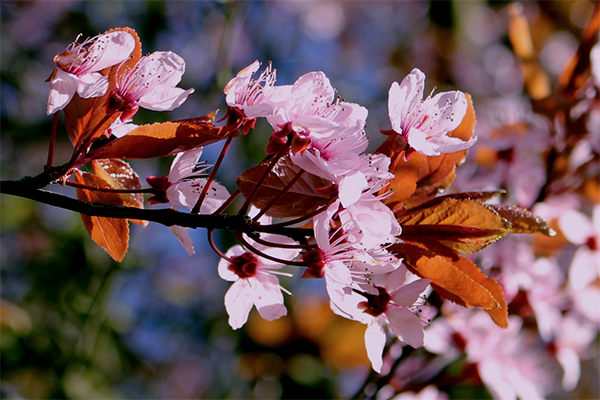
[391,385,449,400]
[217,234,299,329]
[108,51,194,122]
[47,31,135,115]
[464,314,552,400]
[387,68,476,156]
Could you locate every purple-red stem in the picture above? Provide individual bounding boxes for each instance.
[236,232,306,267]
[256,197,336,232]
[238,142,291,216]
[246,233,317,250]
[214,188,240,215]
[253,169,305,222]
[208,229,234,263]
[191,131,236,214]
[46,113,59,168]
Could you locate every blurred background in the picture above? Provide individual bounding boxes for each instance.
[1,1,597,399]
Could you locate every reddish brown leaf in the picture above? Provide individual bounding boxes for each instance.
[63,27,143,147]
[392,242,507,328]
[236,155,332,218]
[75,172,129,261]
[397,198,510,254]
[488,204,555,237]
[92,159,147,226]
[85,114,228,160]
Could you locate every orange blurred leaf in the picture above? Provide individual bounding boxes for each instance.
[236,155,332,218]
[86,112,228,160]
[63,27,142,147]
[75,172,129,261]
[91,159,147,226]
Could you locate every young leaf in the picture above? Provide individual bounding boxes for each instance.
[85,113,228,160]
[91,159,147,226]
[75,172,130,261]
[397,198,511,254]
[63,27,143,147]
[487,204,555,236]
[236,155,332,218]
[391,242,508,328]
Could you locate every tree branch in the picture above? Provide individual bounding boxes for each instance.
[0,178,313,242]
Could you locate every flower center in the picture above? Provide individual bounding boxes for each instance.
[358,286,390,317]
[228,252,260,279]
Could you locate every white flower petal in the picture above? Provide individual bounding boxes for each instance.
[254,273,287,321]
[88,31,136,72]
[170,225,195,255]
[365,319,387,373]
[77,72,109,99]
[224,279,254,329]
[138,86,195,111]
[46,68,79,115]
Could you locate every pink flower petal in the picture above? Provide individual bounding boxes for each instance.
[77,72,109,99]
[254,274,287,321]
[386,307,425,348]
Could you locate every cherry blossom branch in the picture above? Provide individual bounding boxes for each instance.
[0,178,314,244]
[65,180,160,195]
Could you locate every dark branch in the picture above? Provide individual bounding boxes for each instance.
[0,178,313,242]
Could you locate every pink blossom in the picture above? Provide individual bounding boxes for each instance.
[217,234,299,329]
[387,68,476,156]
[165,148,230,213]
[329,266,431,372]
[109,51,194,121]
[222,60,281,134]
[148,148,229,255]
[266,71,368,151]
[47,31,135,115]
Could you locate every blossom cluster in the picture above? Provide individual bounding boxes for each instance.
[37,27,599,400]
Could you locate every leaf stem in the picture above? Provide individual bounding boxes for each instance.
[191,130,236,214]
[253,169,305,222]
[46,113,59,168]
[208,229,235,263]
[236,232,307,267]
[214,188,240,215]
[245,232,317,249]
[238,142,291,216]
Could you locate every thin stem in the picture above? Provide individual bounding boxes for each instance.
[245,232,317,250]
[256,198,336,231]
[65,180,160,195]
[236,232,307,267]
[46,113,59,168]
[62,114,114,176]
[238,142,291,216]
[191,131,236,214]
[208,229,235,263]
[214,188,240,215]
[253,169,305,222]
